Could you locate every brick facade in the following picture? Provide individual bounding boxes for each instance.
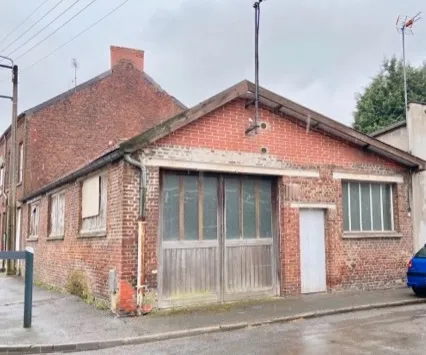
[21,161,142,312]
[139,99,412,295]
[19,94,414,313]
[24,58,183,195]
[0,46,184,267]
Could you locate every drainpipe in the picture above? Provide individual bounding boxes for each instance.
[123,154,147,313]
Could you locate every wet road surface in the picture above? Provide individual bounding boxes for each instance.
[66,304,426,354]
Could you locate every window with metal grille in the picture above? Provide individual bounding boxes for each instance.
[162,172,273,241]
[342,182,394,232]
[162,172,218,241]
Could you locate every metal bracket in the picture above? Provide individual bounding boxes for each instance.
[245,99,255,108]
[245,124,260,135]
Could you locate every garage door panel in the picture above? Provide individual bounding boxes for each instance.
[161,241,219,302]
[225,241,273,294]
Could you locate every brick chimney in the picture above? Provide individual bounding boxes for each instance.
[110,46,144,71]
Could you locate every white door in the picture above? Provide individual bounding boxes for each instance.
[299,209,326,294]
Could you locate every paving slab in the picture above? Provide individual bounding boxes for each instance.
[0,274,423,349]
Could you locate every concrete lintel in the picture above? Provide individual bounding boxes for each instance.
[143,158,319,178]
[332,172,404,184]
[290,202,336,210]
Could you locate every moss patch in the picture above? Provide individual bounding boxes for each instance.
[66,270,90,301]
[34,280,64,293]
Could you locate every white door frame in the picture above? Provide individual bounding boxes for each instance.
[299,208,327,294]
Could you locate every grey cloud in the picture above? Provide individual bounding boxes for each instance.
[0,0,425,133]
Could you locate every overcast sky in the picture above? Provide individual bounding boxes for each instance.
[0,0,425,133]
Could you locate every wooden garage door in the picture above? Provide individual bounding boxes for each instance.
[158,171,278,308]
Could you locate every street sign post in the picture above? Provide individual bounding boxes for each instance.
[0,248,34,328]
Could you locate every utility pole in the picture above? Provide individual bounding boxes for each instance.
[0,55,18,275]
[246,0,266,135]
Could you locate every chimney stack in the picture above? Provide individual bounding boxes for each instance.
[110,46,144,71]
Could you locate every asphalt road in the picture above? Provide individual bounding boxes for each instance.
[67,304,426,354]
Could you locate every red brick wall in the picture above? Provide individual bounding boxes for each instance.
[22,160,139,312]
[141,99,412,295]
[25,59,183,195]
[19,97,414,313]
[156,99,402,170]
[0,117,27,250]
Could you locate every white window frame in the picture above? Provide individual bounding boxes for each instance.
[18,142,23,183]
[29,202,40,238]
[343,181,394,233]
[0,166,4,190]
[49,190,65,237]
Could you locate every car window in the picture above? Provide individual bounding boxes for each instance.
[415,246,426,258]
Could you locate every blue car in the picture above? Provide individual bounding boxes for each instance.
[407,244,426,296]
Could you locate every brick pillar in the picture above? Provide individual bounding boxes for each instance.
[280,201,301,295]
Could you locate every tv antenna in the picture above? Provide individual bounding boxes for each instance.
[396,12,421,123]
[246,0,266,135]
[71,58,79,90]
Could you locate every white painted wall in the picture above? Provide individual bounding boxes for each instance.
[375,103,426,252]
[375,126,409,152]
[408,104,426,251]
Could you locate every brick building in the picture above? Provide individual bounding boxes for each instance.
[20,80,425,313]
[0,46,185,261]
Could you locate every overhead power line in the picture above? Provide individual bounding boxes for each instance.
[6,0,85,58]
[0,0,51,48]
[15,0,99,61]
[21,0,130,72]
[0,0,67,53]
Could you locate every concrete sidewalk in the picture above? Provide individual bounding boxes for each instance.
[1,275,425,352]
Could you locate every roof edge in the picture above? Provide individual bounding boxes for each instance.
[370,120,407,137]
[22,148,123,203]
[121,79,425,170]
[120,80,249,152]
[26,69,112,116]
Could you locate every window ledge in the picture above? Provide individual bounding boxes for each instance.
[47,235,64,241]
[26,237,38,242]
[343,232,402,239]
[79,230,106,238]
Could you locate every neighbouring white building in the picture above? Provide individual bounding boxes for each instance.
[372,102,426,252]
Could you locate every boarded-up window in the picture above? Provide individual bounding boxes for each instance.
[82,175,100,218]
[29,203,40,238]
[342,182,394,232]
[224,176,273,240]
[162,172,218,241]
[50,191,65,237]
[81,174,107,233]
